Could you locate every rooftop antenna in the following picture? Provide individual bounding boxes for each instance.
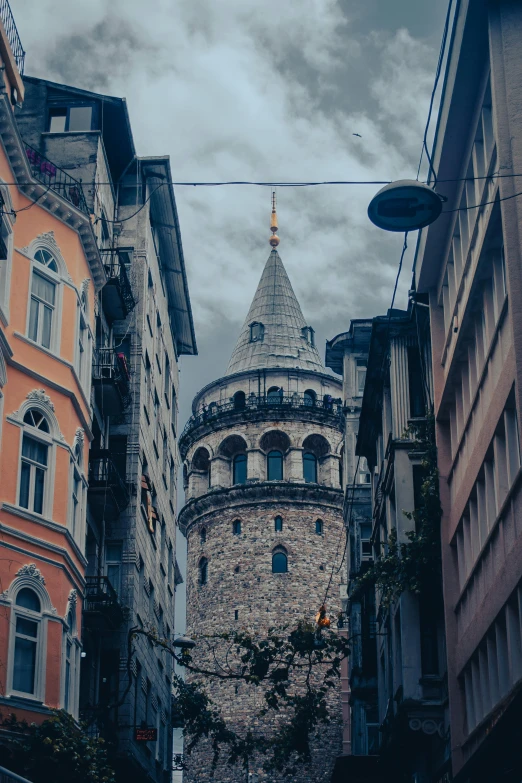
[270,189,280,248]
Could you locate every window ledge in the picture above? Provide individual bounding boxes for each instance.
[14,332,69,368]
[0,694,48,713]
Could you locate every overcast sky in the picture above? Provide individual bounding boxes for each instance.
[14,0,449,631]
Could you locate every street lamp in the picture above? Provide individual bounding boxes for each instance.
[172,634,196,650]
[368,179,445,232]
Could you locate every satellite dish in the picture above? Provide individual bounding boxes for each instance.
[368,179,445,232]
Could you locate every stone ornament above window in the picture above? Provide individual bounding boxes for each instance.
[16,563,45,584]
[26,389,55,412]
[68,589,78,608]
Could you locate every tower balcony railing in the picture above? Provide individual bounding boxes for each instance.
[180,393,344,446]
[0,0,25,74]
[92,348,131,415]
[100,249,136,321]
[24,142,89,215]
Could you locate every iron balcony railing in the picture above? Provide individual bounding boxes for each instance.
[88,453,129,508]
[181,393,344,441]
[24,142,89,215]
[84,575,120,612]
[0,0,25,74]
[100,249,136,316]
[92,347,131,406]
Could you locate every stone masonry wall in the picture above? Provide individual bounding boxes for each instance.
[181,487,344,782]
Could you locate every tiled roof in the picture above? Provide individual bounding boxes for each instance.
[225,249,324,375]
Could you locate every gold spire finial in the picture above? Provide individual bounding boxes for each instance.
[270,190,280,248]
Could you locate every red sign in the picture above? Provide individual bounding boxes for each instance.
[134,727,157,742]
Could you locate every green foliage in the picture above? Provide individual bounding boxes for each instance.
[0,710,115,783]
[139,620,348,776]
[351,415,442,607]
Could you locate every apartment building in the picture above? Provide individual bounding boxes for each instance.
[415,2,522,781]
[16,78,196,783]
[0,4,102,732]
[353,307,448,783]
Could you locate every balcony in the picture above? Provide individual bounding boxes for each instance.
[92,348,131,415]
[100,250,136,321]
[83,576,126,630]
[0,0,25,74]
[24,142,89,215]
[88,452,129,521]
[179,392,344,457]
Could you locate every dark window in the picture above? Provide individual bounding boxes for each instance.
[233,390,246,409]
[303,452,317,483]
[267,386,282,403]
[356,359,367,395]
[16,588,41,612]
[360,523,372,558]
[315,519,323,535]
[250,322,264,342]
[200,528,206,545]
[272,551,288,573]
[233,454,247,485]
[233,520,241,535]
[301,326,315,346]
[48,104,94,133]
[267,450,283,481]
[199,558,208,586]
[274,515,283,532]
[303,389,316,406]
[408,346,425,418]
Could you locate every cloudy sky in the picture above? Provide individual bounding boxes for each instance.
[13,0,448,632]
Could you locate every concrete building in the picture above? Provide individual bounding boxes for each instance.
[178,206,345,782]
[325,320,377,782]
[355,306,448,783]
[16,77,196,783]
[0,1,103,733]
[414,2,522,780]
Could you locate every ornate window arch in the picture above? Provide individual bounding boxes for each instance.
[62,592,81,717]
[17,403,57,518]
[5,566,53,702]
[26,243,65,354]
[69,429,87,547]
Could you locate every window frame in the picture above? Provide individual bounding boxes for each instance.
[47,102,96,134]
[26,247,64,356]
[232,519,242,536]
[75,290,92,395]
[303,451,318,483]
[272,549,288,574]
[315,519,324,535]
[267,449,283,481]
[249,321,264,343]
[8,585,47,702]
[199,557,208,586]
[18,410,55,518]
[356,359,367,396]
[61,607,80,718]
[274,515,283,532]
[233,453,247,485]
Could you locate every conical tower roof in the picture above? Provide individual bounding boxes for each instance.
[225,248,324,375]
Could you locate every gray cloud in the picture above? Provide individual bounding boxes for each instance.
[14,0,446,420]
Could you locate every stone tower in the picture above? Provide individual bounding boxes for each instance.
[178,202,344,782]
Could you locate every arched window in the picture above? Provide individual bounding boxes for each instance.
[272,549,288,574]
[303,452,318,483]
[250,322,264,342]
[11,587,42,696]
[70,440,85,544]
[304,389,316,406]
[267,386,282,404]
[233,519,242,535]
[19,408,52,516]
[199,558,208,586]
[233,390,246,409]
[28,248,61,351]
[274,515,283,532]
[267,450,283,481]
[62,606,79,717]
[200,527,207,545]
[315,519,323,535]
[233,454,247,485]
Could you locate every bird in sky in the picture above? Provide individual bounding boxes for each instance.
[353,133,362,137]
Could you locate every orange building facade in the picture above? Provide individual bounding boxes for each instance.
[0,12,104,724]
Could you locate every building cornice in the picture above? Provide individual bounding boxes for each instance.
[178,481,343,533]
[0,91,106,291]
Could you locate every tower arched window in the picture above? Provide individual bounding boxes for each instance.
[28,248,61,352]
[267,450,283,481]
[315,519,323,535]
[233,390,246,410]
[274,515,283,532]
[232,519,242,535]
[199,558,208,586]
[250,322,264,342]
[233,453,247,485]
[200,527,207,545]
[19,408,53,516]
[267,386,282,404]
[11,587,43,697]
[272,548,288,574]
[304,389,316,406]
[303,452,318,483]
